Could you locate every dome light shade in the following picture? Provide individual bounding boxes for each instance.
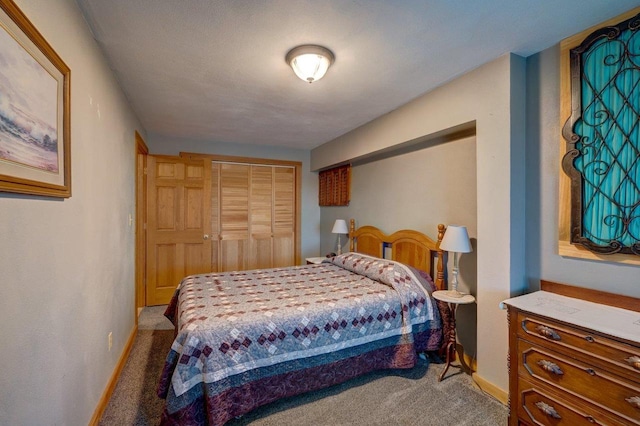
[286,45,334,83]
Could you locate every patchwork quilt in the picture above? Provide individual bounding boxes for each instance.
[157,253,444,425]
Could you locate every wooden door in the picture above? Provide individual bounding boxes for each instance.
[146,155,212,305]
[249,165,273,269]
[273,166,295,267]
[218,163,250,271]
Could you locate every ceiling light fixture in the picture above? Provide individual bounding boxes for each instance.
[286,45,335,83]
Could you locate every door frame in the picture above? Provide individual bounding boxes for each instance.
[135,131,148,314]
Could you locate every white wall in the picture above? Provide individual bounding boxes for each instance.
[148,134,321,260]
[525,46,640,297]
[0,0,143,424]
[312,54,527,393]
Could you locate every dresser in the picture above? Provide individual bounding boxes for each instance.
[502,281,640,426]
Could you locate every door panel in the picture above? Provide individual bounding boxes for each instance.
[185,186,204,229]
[252,236,272,269]
[211,163,220,272]
[146,155,211,305]
[219,164,250,271]
[156,186,177,230]
[154,244,178,299]
[184,243,207,277]
[250,166,273,269]
[220,237,249,271]
[220,164,249,233]
[273,167,295,267]
[273,232,295,267]
[274,167,295,232]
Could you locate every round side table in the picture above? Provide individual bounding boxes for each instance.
[432,290,476,381]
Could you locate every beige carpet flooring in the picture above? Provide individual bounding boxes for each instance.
[100,306,508,425]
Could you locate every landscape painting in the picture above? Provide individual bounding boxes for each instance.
[0,23,58,173]
[0,0,70,198]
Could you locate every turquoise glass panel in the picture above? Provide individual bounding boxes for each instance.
[574,27,640,248]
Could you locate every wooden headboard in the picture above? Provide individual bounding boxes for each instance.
[348,219,446,290]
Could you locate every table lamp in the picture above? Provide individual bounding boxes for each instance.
[439,225,472,297]
[332,219,349,255]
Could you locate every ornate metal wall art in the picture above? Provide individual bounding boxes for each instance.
[562,12,640,255]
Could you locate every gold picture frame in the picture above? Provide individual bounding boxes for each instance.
[0,0,70,198]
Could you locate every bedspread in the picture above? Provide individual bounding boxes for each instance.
[158,253,443,425]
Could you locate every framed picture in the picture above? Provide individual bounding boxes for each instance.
[0,0,70,198]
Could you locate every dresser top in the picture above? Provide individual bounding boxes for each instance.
[501,291,640,344]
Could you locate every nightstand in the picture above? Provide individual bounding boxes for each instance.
[432,290,476,381]
[305,257,326,265]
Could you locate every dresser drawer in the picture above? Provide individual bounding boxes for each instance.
[518,339,640,424]
[517,311,640,381]
[517,377,625,426]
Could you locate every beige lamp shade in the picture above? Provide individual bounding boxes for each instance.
[439,225,472,253]
[332,219,349,234]
[440,225,472,298]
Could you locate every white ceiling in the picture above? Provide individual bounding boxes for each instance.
[75,0,640,150]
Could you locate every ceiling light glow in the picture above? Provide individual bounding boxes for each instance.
[286,45,334,83]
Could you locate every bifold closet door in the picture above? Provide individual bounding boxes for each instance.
[146,156,212,305]
[213,162,295,272]
[249,165,274,269]
[272,167,295,267]
[218,163,250,272]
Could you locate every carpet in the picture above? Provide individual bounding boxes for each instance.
[100,306,507,425]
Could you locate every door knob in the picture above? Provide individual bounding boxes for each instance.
[203,234,210,240]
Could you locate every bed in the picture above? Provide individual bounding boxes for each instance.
[157,220,453,425]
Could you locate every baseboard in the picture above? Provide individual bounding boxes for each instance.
[460,349,477,373]
[458,349,508,404]
[88,325,138,425]
[471,372,508,405]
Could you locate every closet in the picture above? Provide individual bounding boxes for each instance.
[146,154,300,305]
[213,161,296,272]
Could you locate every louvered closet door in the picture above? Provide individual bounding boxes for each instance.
[146,156,212,305]
[212,162,296,272]
[218,163,250,271]
[250,165,274,269]
[273,167,295,267]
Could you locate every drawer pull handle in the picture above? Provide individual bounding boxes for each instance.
[535,401,561,419]
[584,335,594,343]
[535,325,561,340]
[625,356,640,370]
[585,415,596,423]
[538,359,564,375]
[586,368,596,376]
[627,396,640,409]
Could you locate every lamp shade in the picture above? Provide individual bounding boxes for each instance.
[286,45,334,83]
[439,225,472,253]
[332,219,349,234]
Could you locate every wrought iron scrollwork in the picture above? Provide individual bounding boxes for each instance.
[562,13,640,255]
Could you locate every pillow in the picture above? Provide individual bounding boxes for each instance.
[327,252,395,283]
